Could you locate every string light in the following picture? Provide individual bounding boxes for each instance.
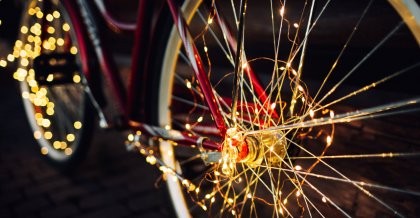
[8,2,403,217]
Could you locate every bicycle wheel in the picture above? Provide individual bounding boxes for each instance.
[13,0,94,169]
[156,0,420,217]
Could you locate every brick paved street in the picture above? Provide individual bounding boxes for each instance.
[0,74,173,218]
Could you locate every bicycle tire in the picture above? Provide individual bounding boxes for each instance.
[15,0,94,170]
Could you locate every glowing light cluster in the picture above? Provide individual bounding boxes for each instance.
[159,2,351,217]
[5,1,83,158]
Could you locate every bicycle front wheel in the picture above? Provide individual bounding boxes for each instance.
[13,0,94,169]
[156,0,420,217]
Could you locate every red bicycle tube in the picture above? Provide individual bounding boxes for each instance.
[166,0,227,136]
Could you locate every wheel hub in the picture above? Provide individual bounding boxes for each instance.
[221,128,287,175]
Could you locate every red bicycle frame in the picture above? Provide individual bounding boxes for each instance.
[60,0,271,152]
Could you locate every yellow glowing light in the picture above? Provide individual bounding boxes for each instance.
[73,75,81,83]
[326,135,332,146]
[28,8,36,16]
[128,134,134,141]
[41,147,49,155]
[242,62,249,69]
[46,74,54,82]
[27,35,34,43]
[280,6,285,17]
[35,113,42,119]
[0,60,7,68]
[66,134,75,142]
[42,119,51,128]
[296,190,301,197]
[201,204,207,211]
[24,43,32,51]
[34,36,41,44]
[20,49,28,57]
[197,116,203,122]
[283,198,288,204]
[247,193,252,199]
[62,23,70,32]
[13,72,19,81]
[140,148,146,154]
[330,110,335,118]
[22,91,30,99]
[293,23,299,28]
[74,121,82,129]
[34,131,42,139]
[7,54,15,62]
[208,17,213,24]
[70,46,78,54]
[36,11,44,19]
[46,14,54,22]
[298,85,304,92]
[295,165,302,171]
[322,196,327,203]
[56,38,64,46]
[21,26,28,34]
[44,131,53,140]
[13,51,20,59]
[186,81,192,89]
[309,109,314,118]
[15,40,23,48]
[20,58,29,67]
[47,26,55,34]
[43,41,51,50]
[53,141,61,149]
[270,102,276,110]
[185,123,191,130]
[204,46,208,52]
[64,148,73,155]
[210,196,215,203]
[53,11,61,19]
[46,108,54,116]
[61,142,68,149]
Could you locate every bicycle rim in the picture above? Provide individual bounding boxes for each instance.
[158,0,420,217]
[14,0,92,166]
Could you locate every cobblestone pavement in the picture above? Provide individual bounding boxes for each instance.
[1,65,420,217]
[0,73,173,218]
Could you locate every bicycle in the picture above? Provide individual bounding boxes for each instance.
[8,0,420,217]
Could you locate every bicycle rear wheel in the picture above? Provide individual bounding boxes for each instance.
[14,0,94,169]
[155,0,420,217]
